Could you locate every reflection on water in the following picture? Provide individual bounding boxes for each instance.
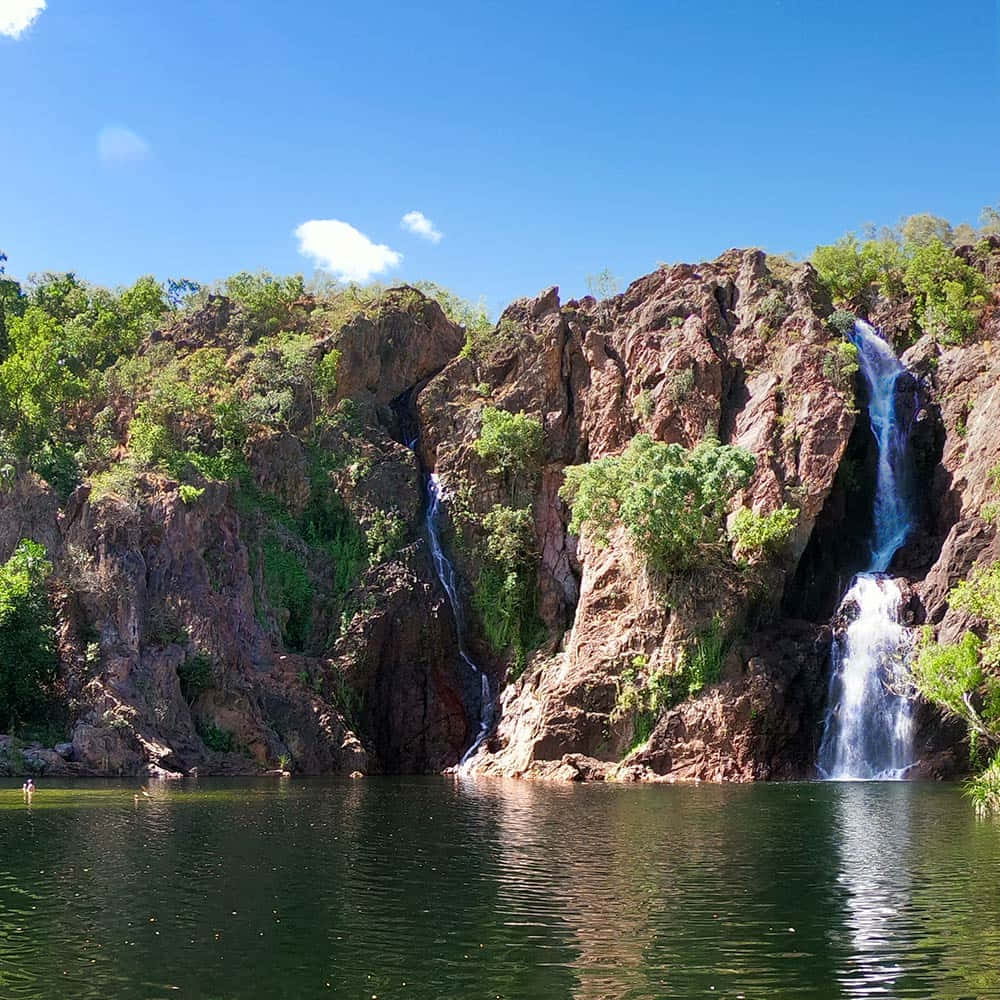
[832,783,914,995]
[0,778,998,999]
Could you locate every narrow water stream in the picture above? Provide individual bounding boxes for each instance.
[424,473,493,765]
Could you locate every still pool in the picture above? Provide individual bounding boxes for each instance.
[1,777,998,999]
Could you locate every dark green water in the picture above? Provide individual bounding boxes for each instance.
[1,778,999,999]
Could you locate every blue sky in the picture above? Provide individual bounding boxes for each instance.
[2,1,999,314]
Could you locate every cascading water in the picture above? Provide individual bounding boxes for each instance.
[424,473,493,766]
[817,320,917,780]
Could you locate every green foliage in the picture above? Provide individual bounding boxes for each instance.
[411,281,490,331]
[614,660,677,751]
[560,434,756,574]
[729,505,799,560]
[903,239,989,344]
[914,630,986,723]
[261,538,313,651]
[473,505,545,675]
[813,226,990,345]
[634,389,654,419]
[683,617,729,696]
[901,213,954,248]
[828,309,857,338]
[823,340,860,392]
[966,750,1000,818]
[913,561,1000,813]
[812,235,907,305]
[365,509,407,566]
[0,539,57,727]
[223,271,305,338]
[668,369,695,405]
[32,440,81,498]
[473,407,544,503]
[177,653,215,703]
[198,721,235,753]
[614,621,730,753]
[299,457,368,600]
[179,484,205,505]
[459,315,522,363]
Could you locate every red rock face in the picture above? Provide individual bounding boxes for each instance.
[4,247,997,782]
[419,247,997,782]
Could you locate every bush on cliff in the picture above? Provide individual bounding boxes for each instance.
[474,505,545,673]
[560,434,756,574]
[473,407,544,504]
[913,562,1000,813]
[0,539,58,728]
[728,505,799,561]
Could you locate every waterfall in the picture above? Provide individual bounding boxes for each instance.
[817,320,916,780]
[424,473,493,766]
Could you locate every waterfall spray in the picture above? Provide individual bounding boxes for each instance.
[817,320,916,780]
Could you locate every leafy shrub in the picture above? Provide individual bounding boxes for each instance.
[828,309,857,338]
[223,271,305,338]
[729,505,799,560]
[812,235,906,305]
[913,561,1000,811]
[634,389,654,419]
[759,289,790,326]
[177,652,215,703]
[823,341,860,392]
[198,721,235,753]
[683,617,729,695]
[261,538,313,651]
[0,539,57,727]
[585,268,620,299]
[966,750,1000,818]
[668,369,695,405]
[365,510,407,566]
[473,505,544,675]
[473,407,544,503]
[31,440,81,498]
[560,434,755,574]
[179,484,205,504]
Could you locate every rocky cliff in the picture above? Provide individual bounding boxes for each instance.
[3,244,999,780]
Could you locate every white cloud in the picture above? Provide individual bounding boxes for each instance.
[295,219,402,283]
[0,0,46,38]
[400,210,443,243]
[97,125,151,164]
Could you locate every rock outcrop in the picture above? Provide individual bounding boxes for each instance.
[4,244,999,782]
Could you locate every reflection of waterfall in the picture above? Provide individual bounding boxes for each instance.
[818,320,916,780]
[425,473,493,764]
[831,784,914,996]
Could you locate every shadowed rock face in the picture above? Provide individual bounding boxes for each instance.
[5,243,999,782]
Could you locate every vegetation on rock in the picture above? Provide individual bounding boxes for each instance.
[561,434,756,574]
[0,539,57,728]
[914,562,1000,813]
[812,214,993,345]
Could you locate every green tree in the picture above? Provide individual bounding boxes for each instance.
[560,434,756,574]
[903,239,989,344]
[0,539,57,727]
[901,213,954,248]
